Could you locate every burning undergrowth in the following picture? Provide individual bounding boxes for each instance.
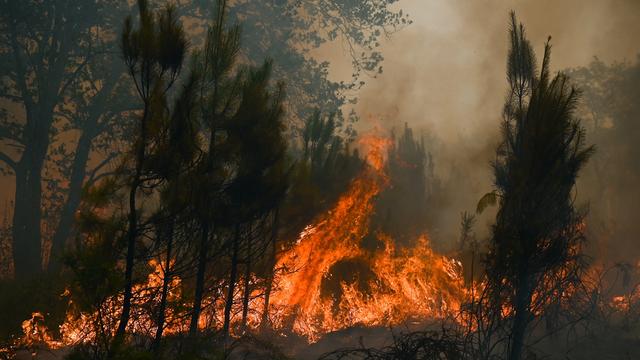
[4,133,640,360]
[4,132,469,355]
[266,133,466,342]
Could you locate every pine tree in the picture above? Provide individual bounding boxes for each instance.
[113,0,187,350]
[221,60,289,340]
[187,0,242,336]
[147,71,200,352]
[480,13,594,360]
[375,123,432,246]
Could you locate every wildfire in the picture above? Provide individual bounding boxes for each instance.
[266,133,466,341]
[14,259,187,352]
[10,132,470,351]
[19,312,63,350]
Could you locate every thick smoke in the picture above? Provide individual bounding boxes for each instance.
[318,0,640,252]
[1,0,638,256]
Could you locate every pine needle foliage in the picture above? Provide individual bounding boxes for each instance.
[484,12,595,360]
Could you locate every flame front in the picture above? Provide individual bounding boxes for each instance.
[11,133,469,350]
[267,133,466,341]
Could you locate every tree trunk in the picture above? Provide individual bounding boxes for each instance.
[48,125,93,273]
[113,176,139,341]
[261,208,279,328]
[8,19,60,280]
[189,222,209,336]
[153,218,174,353]
[241,230,252,332]
[189,80,218,335]
[111,103,148,353]
[12,107,50,279]
[509,273,532,360]
[48,79,115,273]
[222,223,240,341]
[12,165,42,279]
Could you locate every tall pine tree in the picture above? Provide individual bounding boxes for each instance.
[480,13,594,360]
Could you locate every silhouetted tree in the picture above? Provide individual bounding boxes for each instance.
[479,13,594,360]
[294,110,363,215]
[0,0,128,279]
[187,0,243,336]
[64,176,127,354]
[221,60,289,340]
[374,123,436,246]
[146,71,200,352]
[114,0,187,350]
[182,0,410,132]
[47,47,132,275]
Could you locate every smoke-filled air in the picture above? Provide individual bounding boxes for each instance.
[0,0,639,359]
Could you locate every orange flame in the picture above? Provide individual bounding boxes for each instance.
[267,133,466,341]
[10,132,469,350]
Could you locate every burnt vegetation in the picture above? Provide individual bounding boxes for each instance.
[0,1,638,360]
